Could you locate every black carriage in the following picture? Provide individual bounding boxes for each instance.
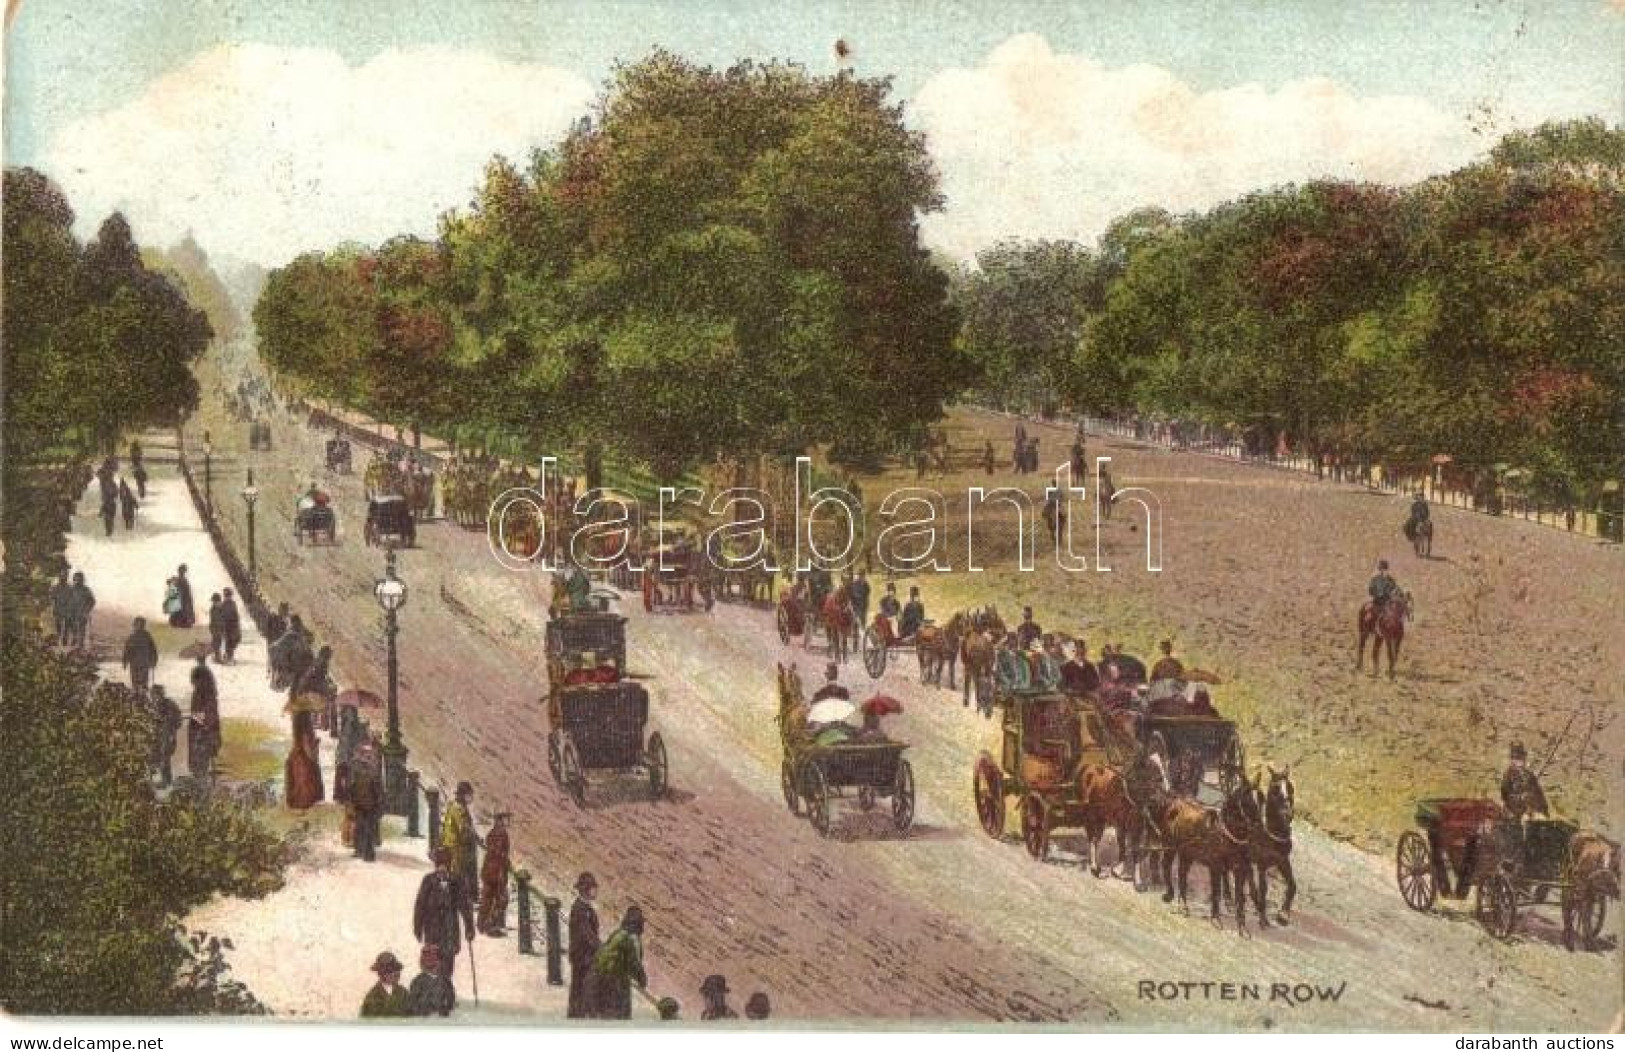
[325,437,353,474]
[293,498,337,546]
[641,545,709,613]
[364,494,416,547]
[545,610,627,673]
[545,680,668,807]
[782,737,914,838]
[1396,798,1611,948]
[1090,689,1245,798]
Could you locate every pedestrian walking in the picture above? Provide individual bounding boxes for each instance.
[68,572,95,650]
[50,569,73,646]
[982,439,995,476]
[121,616,158,692]
[567,872,600,1019]
[284,708,325,810]
[588,905,647,1020]
[118,478,138,531]
[477,813,511,936]
[359,952,410,1018]
[349,740,383,862]
[132,460,148,499]
[207,593,224,663]
[149,685,181,787]
[187,655,220,782]
[441,781,479,908]
[99,486,117,537]
[166,564,195,628]
[218,589,242,664]
[406,944,455,1017]
[413,848,475,982]
[334,705,361,804]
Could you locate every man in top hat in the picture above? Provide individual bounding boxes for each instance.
[1060,639,1100,696]
[477,813,512,936]
[1149,640,1184,684]
[441,781,479,908]
[1015,606,1043,651]
[876,582,901,641]
[414,848,475,981]
[360,951,411,1017]
[700,974,737,1020]
[1500,742,1549,820]
[898,586,926,642]
[567,872,601,1019]
[350,740,384,862]
[811,662,849,703]
[848,570,871,630]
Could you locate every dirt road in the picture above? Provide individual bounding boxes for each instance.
[186,355,1619,1029]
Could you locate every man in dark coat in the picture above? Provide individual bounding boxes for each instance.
[218,589,242,664]
[207,593,225,663]
[67,572,95,649]
[1015,607,1043,651]
[121,617,159,692]
[149,685,182,787]
[171,564,196,628]
[1500,742,1549,819]
[187,655,220,782]
[265,602,290,648]
[50,569,73,646]
[118,478,139,530]
[414,848,475,981]
[132,459,148,499]
[350,741,383,862]
[99,485,117,537]
[1060,640,1100,696]
[567,872,600,1019]
[848,571,871,629]
[899,586,925,641]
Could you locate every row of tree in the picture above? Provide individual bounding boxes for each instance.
[956,119,1624,512]
[255,53,972,482]
[1,170,285,1014]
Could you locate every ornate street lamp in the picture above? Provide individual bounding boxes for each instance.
[374,547,411,815]
[203,434,215,519]
[240,470,259,583]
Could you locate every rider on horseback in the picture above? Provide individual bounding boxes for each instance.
[1404,492,1430,540]
[1368,559,1399,610]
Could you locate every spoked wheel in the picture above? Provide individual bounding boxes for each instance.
[560,739,586,809]
[805,764,831,837]
[857,787,877,812]
[645,732,668,799]
[973,753,1006,839]
[1396,830,1437,912]
[1022,794,1050,861]
[892,760,915,834]
[1475,873,1518,939]
[861,625,886,679]
[546,731,562,786]
[776,604,791,645]
[781,759,801,815]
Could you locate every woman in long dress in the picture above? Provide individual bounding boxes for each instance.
[284,709,325,809]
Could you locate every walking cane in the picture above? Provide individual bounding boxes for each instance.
[467,930,480,1007]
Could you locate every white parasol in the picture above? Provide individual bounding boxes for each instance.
[806,698,856,726]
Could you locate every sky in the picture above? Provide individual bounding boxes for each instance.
[5,0,1623,269]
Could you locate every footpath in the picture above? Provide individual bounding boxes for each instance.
[63,432,647,1022]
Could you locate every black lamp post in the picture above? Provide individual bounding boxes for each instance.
[240,470,259,583]
[374,547,411,816]
[203,434,214,519]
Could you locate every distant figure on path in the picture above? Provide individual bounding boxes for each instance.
[265,602,290,648]
[477,812,512,936]
[982,439,995,475]
[567,872,600,1019]
[284,708,324,810]
[121,617,158,692]
[414,848,475,981]
[118,478,138,531]
[588,905,647,1020]
[406,944,455,1017]
[50,570,73,646]
[67,572,95,650]
[359,952,410,1018]
[187,655,220,782]
[218,589,242,664]
[334,705,361,803]
[99,485,117,537]
[349,740,383,862]
[149,685,181,787]
[132,459,148,499]
[700,975,737,1020]
[441,782,479,908]
[207,594,224,663]
[167,564,195,628]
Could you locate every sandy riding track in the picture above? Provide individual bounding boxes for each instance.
[188,364,1620,1028]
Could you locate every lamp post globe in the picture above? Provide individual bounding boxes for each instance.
[240,471,259,583]
[375,547,411,816]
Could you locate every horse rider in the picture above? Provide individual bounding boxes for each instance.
[1367,559,1400,612]
[1405,491,1430,540]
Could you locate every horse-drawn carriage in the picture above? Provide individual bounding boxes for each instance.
[544,610,667,806]
[776,666,914,838]
[294,495,337,546]
[777,573,856,660]
[325,436,353,474]
[364,494,416,548]
[1397,798,1618,949]
[1091,684,1246,798]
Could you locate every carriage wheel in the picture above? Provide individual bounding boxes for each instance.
[804,764,831,837]
[1022,794,1050,861]
[776,604,791,645]
[645,732,668,799]
[861,625,886,679]
[973,754,1006,839]
[781,759,801,815]
[892,760,915,834]
[1396,831,1437,912]
[560,740,586,809]
[546,732,562,787]
[857,787,877,812]
[1475,873,1518,939]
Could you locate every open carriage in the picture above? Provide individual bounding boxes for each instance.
[324,437,353,474]
[1396,797,1616,949]
[776,667,914,838]
[1090,684,1246,799]
[544,610,666,806]
[293,496,337,546]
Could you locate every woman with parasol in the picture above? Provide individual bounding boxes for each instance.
[855,694,903,741]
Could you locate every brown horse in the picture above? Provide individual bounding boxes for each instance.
[958,606,1006,713]
[916,610,965,690]
[1156,779,1262,932]
[1077,763,1148,880]
[1564,832,1620,951]
[1249,766,1297,927]
[1356,590,1412,678]
[821,583,855,663]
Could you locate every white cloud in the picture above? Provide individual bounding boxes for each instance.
[44,44,595,266]
[913,34,1483,259]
